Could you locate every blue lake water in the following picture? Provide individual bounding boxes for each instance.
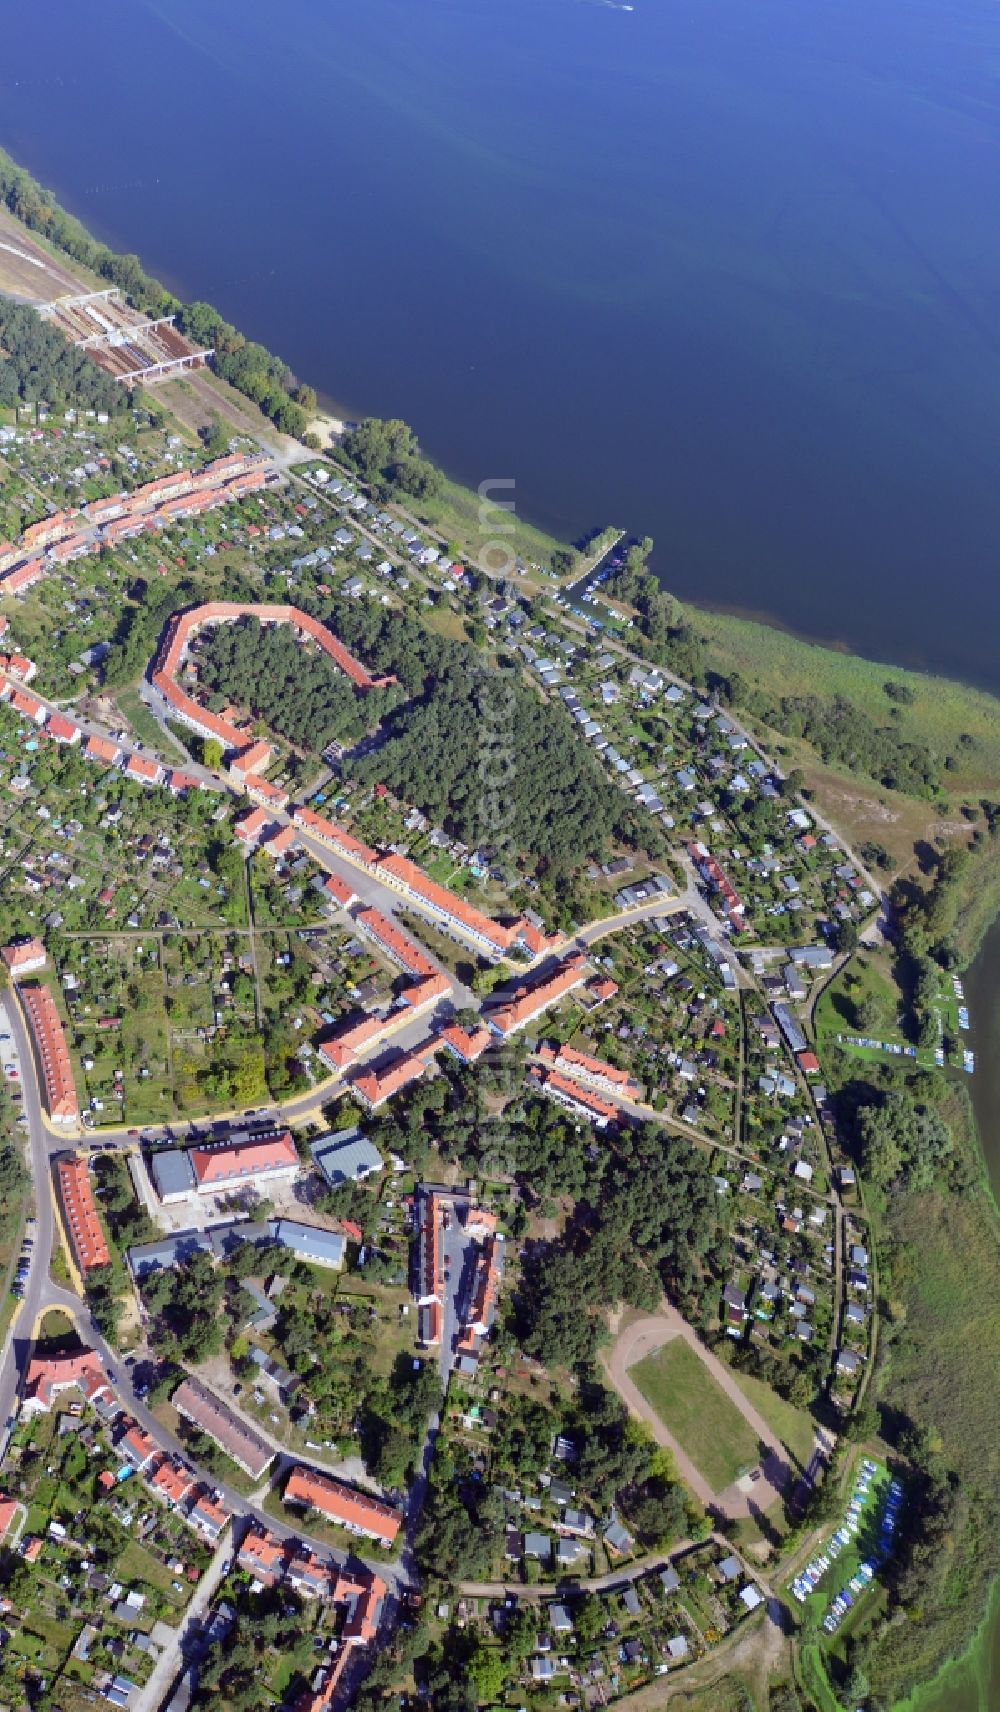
[3,1,1000,686]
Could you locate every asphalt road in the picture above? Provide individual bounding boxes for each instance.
[0,991,56,1440]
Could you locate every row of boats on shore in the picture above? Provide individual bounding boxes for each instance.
[953,975,975,1073]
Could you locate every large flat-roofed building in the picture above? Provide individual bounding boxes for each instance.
[269,1219,345,1270]
[149,1148,197,1204]
[310,1128,383,1187]
[172,1376,273,1480]
[19,982,79,1123]
[127,1229,214,1279]
[284,1466,402,1546]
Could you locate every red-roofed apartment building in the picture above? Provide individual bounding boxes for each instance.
[9,686,45,724]
[486,955,589,1039]
[352,907,437,978]
[123,753,164,787]
[318,1013,391,1075]
[463,1233,504,1341]
[321,871,358,911]
[20,983,79,1123]
[149,1458,196,1510]
[152,602,390,756]
[238,1525,287,1587]
[45,712,80,745]
[436,1023,492,1064]
[119,1420,160,1471]
[284,1467,402,1546]
[415,1188,445,1347]
[375,851,556,962]
[55,1156,110,1273]
[0,557,46,596]
[84,733,121,766]
[537,1042,641,1101]
[530,1066,622,1130]
[245,774,290,810]
[229,739,273,781]
[233,806,273,847]
[188,1489,230,1541]
[349,1046,436,1112]
[0,1497,19,1544]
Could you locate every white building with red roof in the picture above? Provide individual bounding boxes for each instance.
[188,1129,300,1195]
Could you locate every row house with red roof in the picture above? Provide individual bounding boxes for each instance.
[486,954,589,1039]
[283,1466,402,1547]
[529,1065,622,1131]
[537,1042,641,1102]
[348,1045,437,1111]
[20,982,79,1123]
[55,1156,110,1273]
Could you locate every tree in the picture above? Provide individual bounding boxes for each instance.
[573,1592,605,1644]
[341,416,441,500]
[465,1639,506,1702]
[200,420,229,457]
[837,920,859,954]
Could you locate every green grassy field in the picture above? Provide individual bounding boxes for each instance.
[728,1367,816,1471]
[116,1537,189,1603]
[114,686,176,753]
[631,1339,761,1493]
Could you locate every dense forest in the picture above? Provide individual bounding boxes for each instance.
[752,691,941,797]
[0,297,123,414]
[197,615,400,753]
[515,1125,727,1370]
[299,590,662,893]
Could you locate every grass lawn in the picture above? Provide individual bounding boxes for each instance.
[404,472,566,575]
[815,953,901,1042]
[630,1339,760,1493]
[114,686,175,754]
[116,1537,188,1603]
[36,1309,77,1345]
[728,1368,816,1471]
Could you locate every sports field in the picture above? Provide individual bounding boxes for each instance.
[631,1338,760,1493]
